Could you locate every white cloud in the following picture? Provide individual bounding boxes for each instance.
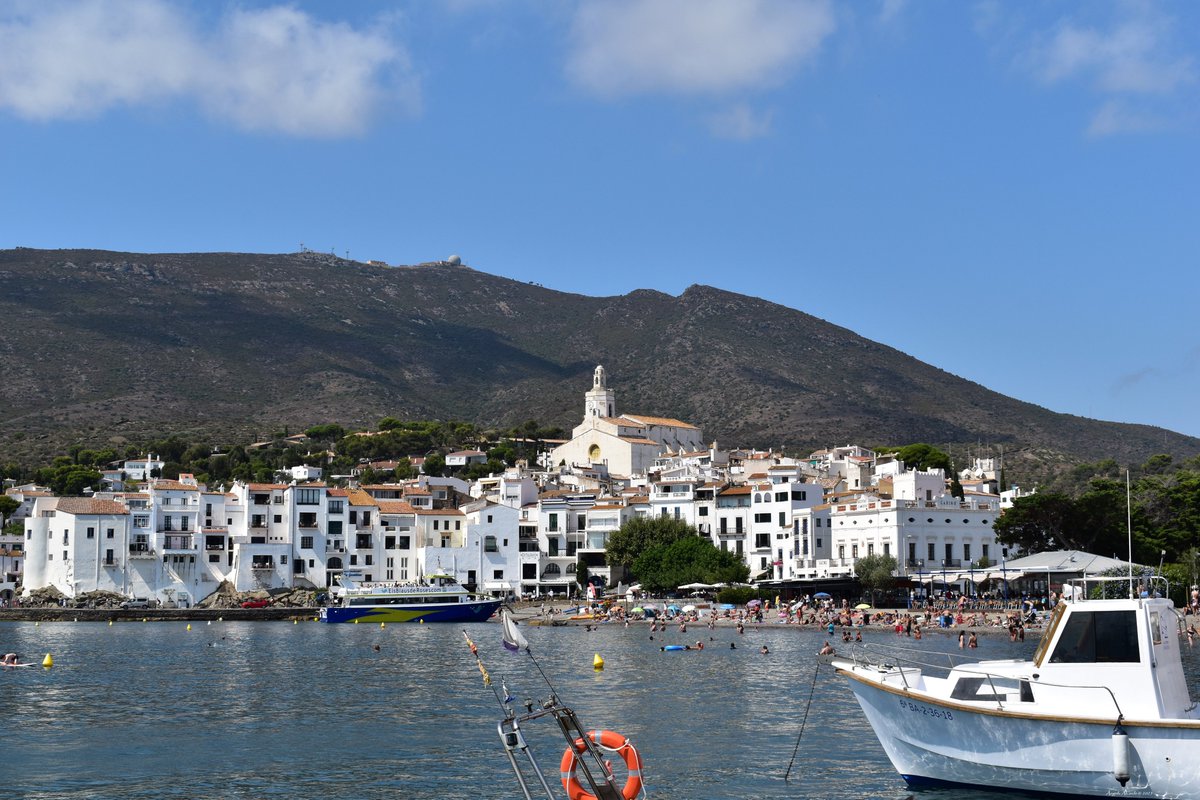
[566,0,835,98]
[707,104,774,140]
[1087,98,1165,137]
[878,0,907,27]
[0,0,417,137]
[1031,15,1193,95]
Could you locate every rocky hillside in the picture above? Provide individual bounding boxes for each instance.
[1,248,1196,477]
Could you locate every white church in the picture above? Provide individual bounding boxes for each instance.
[548,366,704,477]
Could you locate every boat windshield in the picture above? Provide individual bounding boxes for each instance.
[1033,602,1066,666]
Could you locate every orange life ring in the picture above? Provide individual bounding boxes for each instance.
[559,729,643,800]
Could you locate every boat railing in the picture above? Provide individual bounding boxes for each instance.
[838,641,1126,719]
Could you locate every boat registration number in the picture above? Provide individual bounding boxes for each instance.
[899,698,953,720]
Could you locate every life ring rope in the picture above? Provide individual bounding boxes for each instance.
[559,728,644,800]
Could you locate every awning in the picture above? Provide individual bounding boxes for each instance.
[483,581,511,590]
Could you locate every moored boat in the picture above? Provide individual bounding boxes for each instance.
[833,579,1200,797]
[319,573,502,623]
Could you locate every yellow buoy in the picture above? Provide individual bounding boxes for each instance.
[207,620,211,626]
[143,618,148,622]
[186,623,192,631]
[593,653,604,670]
[108,620,113,626]
[293,619,298,625]
[380,622,386,629]
[42,653,53,668]
[354,619,359,624]
[419,619,424,624]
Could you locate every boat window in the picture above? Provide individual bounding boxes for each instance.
[1049,611,1139,664]
[949,676,1006,702]
[1033,603,1066,665]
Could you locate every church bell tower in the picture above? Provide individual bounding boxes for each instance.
[585,365,616,421]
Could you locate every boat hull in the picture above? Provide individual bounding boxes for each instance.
[842,670,1200,798]
[320,599,502,624]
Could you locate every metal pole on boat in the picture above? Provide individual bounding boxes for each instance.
[1126,471,1134,600]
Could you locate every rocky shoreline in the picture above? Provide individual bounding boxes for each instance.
[0,607,318,622]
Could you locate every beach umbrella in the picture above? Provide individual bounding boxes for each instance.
[682,604,696,613]
[814,591,832,599]
[631,606,645,614]
[746,599,762,608]
[667,604,681,613]
[720,603,735,610]
[855,603,871,610]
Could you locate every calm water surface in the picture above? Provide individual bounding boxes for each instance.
[3,618,1197,799]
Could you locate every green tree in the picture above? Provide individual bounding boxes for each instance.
[993,492,1079,552]
[0,495,19,528]
[854,553,897,606]
[630,535,749,594]
[893,443,952,474]
[605,516,695,571]
[422,453,446,477]
[305,423,346,441]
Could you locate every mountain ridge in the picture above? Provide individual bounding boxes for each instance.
[1,247,1195,476]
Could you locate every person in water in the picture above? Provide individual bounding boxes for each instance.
[760,645,769,654]
[2,653,18,665]
[818,641,835,656]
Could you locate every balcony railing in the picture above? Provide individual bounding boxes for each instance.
[251,561,275,571]
[129,544,156,558]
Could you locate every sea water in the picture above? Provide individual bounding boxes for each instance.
[3,619,1196,799]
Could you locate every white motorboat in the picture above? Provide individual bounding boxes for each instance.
[832,581,1200,797]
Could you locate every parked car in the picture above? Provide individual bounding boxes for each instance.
[120,598,151,609]
[240,598,272,609]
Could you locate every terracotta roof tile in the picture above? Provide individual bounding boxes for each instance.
[56,498,129,515]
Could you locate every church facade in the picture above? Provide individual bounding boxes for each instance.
[548,366,704,477]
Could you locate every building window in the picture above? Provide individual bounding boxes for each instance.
[964,543,972,563]
[484,535,498,552]
[328,500,344,514]
[107,528,115,538]
[296,488,321,505]
[493,569,504,580]
[300,536,313,549]
[775,491,787,502]
[86,527,95,539]
[209,554,221,563]
[928,542,936,561]
[791,490,807,501]
[754,513,771,524]
[273,514,282,524]
[547,514,558,532]
[852,545,859,558]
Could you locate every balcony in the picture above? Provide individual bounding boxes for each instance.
[129,543,156,559]
[251,560,276,571]
[164,534,194,552]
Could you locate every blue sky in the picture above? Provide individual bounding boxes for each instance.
[2,0,1198,439]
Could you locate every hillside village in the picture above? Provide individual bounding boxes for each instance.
[1,367,1030,607]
